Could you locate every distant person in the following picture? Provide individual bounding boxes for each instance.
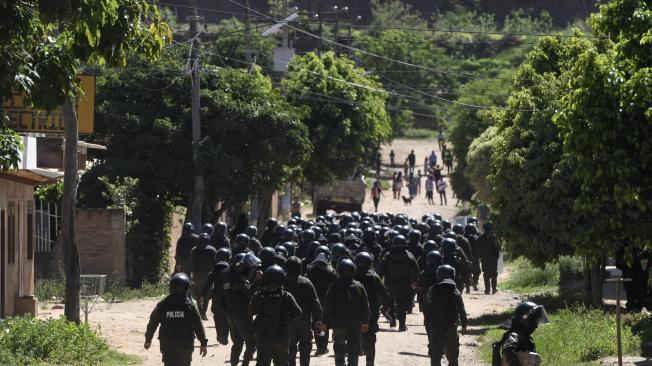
[478,221,500,294]
[444,149,453,174]
[375,153,382,176]
[291,197,302,218]
[415,170,422,196]
[408,175,417,198]
[424,156,429,173]
[189,233,217,320]
[394,172,403,199]
[371,180,384,212]
[402,158,409,177]
[429,150,437,168]
[436,177,448,205]
[437,130,445,151]
[391,172,398,199]
[389,150,396,167]
[144,273,208,366]
[407,150,416,174]
[434,165,443,183]
[425,175,435,205]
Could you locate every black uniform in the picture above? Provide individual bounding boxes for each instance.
[455,234,473,292]
[378,247,419,330]
[424,279,467,366]
[189,244,218,317]
[145,294,208,366]
[354,269,387,366]
[250,288,302,366]
[284,274,323,366]
[478,231,500,294]
[501,326,537,366]
[306,257,337,354]
[442,249,469,292]
[175,233,198,275]
[466,233,481,290]
[202,261,231,344]
[325,278,370,366]
[418,265,438,342]
[223,270,257,366]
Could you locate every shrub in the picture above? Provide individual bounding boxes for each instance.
[35,279,65,302]
[0,316,109,365]
[504,256,583,293]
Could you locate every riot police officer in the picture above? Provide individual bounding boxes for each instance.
[464,223,481,291]
[212,222,231,250]
[244,225,262,254]
[441,238,469,292]
[378,235,419,331]
[284,256,323,366]
[250,265,302,366]
[418,250,442,355]
[200,247,232,345]
[261,218,278,247]
[175,223,198,275]
[189,233,218,320]
[354,252,387,366]
[424,265,467,366]
[452,224,473,293]
[478,221,500,294]
[498,302,549,365]
[144,273,208,366]
[306,252,337,355]
[325,258,370,366]
[233,233,252,256]
[224,253,262,366]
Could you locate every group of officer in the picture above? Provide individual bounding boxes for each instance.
[145,211,546,366]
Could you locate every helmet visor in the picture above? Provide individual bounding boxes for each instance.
[532,305,551,325]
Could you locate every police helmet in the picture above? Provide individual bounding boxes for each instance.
[392,235,408,247]
[407,230,422,245]
[183,222,194,232]
[441,238,457,253]
[262,265,286,291]
[452,224,464,235]
[512,302,550,332]
[201,223,215,236]
[244,225,258,238]
[235,233,250,248]
[216,247,232,262]
[336,258,356,280]
[198,232,211,245]
[436,264,456,282]
[285,256,302,275]
[464,224,478,236]
[355,251,374,273]
[426,250,443,267]
[169,273,191,296]
[423,240,437,253]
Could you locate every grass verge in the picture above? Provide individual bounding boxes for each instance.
[398,128,438,140]
[0,316,140,365]
[502,256,583,294]
[478,306,644,365]
[36,278,168,303]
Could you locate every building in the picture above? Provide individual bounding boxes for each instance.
[0,136,61,317]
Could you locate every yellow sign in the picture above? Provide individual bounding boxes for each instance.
[1,75,95,134]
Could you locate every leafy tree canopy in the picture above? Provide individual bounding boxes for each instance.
[283,51,392,184]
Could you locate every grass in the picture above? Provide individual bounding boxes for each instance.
[397,128,438,140]
[36,278,168,303]
[98,350,142,366]
[502,256,583,294]
[478,306,645,365]
[365,178,390,190]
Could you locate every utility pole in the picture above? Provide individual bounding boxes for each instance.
[188,8,204,230]
[244,0,254,69]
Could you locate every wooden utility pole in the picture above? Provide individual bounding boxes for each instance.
[188,9,204,230]
[244,0,254,69]
[61,98,81,324]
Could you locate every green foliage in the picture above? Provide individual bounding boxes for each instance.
[0,127,22,170]
[34,181,64,204]
[503,256,583,294]
[479,307,641,364]
[465,126,498,202]
[283,52,392,184]
[399,128,438,140]
[103,280,168,302]
[553,0,652,257]
[488,34,592,264]
[35,279,65,302]
[369,0,428,29]
[203,18,276,70]
[502,9,553,35]
[0,316,112,365]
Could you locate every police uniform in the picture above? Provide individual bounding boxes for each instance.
[202,261,231,345]
[223,269,257,366]
[424,278,467,366]
[354,268,387,366]
[145,294,208,366]
[285,271,323,366]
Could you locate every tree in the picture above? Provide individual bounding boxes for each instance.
[282,52,392,185]
[465,125,498,203]
[0,0,169,323]
[554,0,652,257]
[370,0,428,30]
[0,127,21,170]
[203,18,276,71]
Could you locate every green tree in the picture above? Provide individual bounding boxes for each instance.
[203,18,276,70]
[554,0,652,256]
[465,125,498,203]
[282,51,392,184]
[369,0,428,30]
[0,0,169,323]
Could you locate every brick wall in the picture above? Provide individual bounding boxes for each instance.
[75,208,126,283]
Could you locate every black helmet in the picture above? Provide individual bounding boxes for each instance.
[266,218,278,230]
[198,232,211,245]
[231,252,246,265]
[416,223,430,237]
[467,216,478,224]
[216,247,232,262]
[430,222,443,236]
[301,229,316,243]
[436,264,456,282]
[275,245,289,258]
[315,245,332,258]
[452,224,464,235]
[443,231,457,240]
[259,247,276,263]
[183,222,194,232]
[235,233,250,249]
[262,265,286,291]
[169,273,191,296]
[421,214,430,223]
[281,241,296,256]
[426,250,443,267]
[464,224,477,236]
[241,252,261,270]
[331,243,349,260]
[441,238,457,253]
[285,256,302,276]
[442,220,452,230]
[339,213,353,227]
[512,302,550,333]
[433,214,443,221]
[336,258,356,280]
[282,229,297,242]
[407,230,422,245]
[392,235,407,247]
[362,228,376,243]
[215,222,228,236]
[351,211,361,222]
[423,240,437,253]
[355,251,374,273]
[244,225,258,238]
[201,223,215,236]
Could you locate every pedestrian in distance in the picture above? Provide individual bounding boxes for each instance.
[144,273,208,366]
[395,172,404,199]
[437,130,445,151]
[433,164,443,182]
[403,158,409,177]
[408,174,417,198]
[371,180,384,212]
[416,170,422,196]
[424,265,467,366]
[249,265,302,366]
[375,152,382,176]
[389,149,395,168]
[444,149,454,174]
[424,156,429,173]
[408,150,416,174]
[436,177,448,205]
[325,258,370,366]
[425,175,435,205]
[429,150,437,168]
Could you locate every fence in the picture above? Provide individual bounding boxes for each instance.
[34,199,59,253]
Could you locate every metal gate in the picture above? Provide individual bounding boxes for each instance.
[34,199,59,253]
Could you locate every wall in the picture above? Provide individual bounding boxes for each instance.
[75,208,126,283]
[167,208,185,274]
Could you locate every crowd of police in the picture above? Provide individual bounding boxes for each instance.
[144,212,549,366]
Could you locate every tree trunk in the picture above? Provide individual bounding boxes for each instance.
[255,191,273,234]
[583,256,604,307]
[62,98,81,324]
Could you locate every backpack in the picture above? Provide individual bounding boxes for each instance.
[492,331,513,366]
[256,291,287,337]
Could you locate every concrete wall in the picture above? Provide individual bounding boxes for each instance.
[168,208,185,273]
[75,208,126,283]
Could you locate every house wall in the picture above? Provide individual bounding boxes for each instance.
[75,208,126,284]
[0,179,36,317]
